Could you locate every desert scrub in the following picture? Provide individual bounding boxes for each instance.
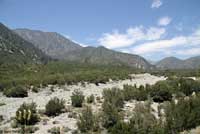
[45,97,65,116]
[77,106,99,132]
[71,89,84,107]
[4,85,28,97]
[87,94,95,103]
[16,102,39,125]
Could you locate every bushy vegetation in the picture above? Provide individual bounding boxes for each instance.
[77,106,99,133]
[102,88,123,129]
[123,84,148,101]
[110,103,164,134]
[97,77,200,133]
[3,85,28,97]
[0,61,140,90]
[150,69,200,77]
[150,81,173,103]
[71,89,85,107]
[122,77,200,103]
[45,97,65,116]
[16,102,39,125]
[103,88,124,109]
[165,95,200,133]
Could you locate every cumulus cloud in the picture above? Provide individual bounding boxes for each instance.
[98,26,165,49]
[176,48,200,56]
[132,36,187,54]
[151,0,162,8]
[158,16,172,26]
[131,28,200,55]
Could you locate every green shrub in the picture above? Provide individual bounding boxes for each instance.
[150,81,172,103]
[101,88,124,129]
[150,89,172,103]
[123,84,136,101]
[103,88,124,109]
[110,103,165,134]
[179,78,197,96]
[87,94,95,103]
[165,95,200,133]
[4,86,28,97]
[16,102,39,125]
[123,85,148,101]
[102,102,121,129]
[45,97,65,116]
[77,106,99,132]
[71,89,84,107]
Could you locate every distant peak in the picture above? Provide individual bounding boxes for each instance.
[97,46,107,49]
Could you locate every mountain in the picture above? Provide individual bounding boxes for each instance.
[14,29,82,59]
[0,23,49,66]
[156,56,200,69]
[14,28,153,69]
[64,46,153,69]
[184,56,200,69]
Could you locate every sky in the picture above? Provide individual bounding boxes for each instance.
[0,0,200,61]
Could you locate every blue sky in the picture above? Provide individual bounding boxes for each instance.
[0,0,200,61]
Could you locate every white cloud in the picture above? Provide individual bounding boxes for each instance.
[131,28,200,55]
[132,36,187,54]
[151,0,162,8]
[158,16,172,26]
[98,26,165,49]
[146,27,166,40]
[176,48,200,56]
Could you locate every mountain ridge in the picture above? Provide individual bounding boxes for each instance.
[14,28,153,69]
[156,56,200,69]
[0,23,49,66]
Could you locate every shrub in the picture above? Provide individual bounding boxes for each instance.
[103,88,124,109]
[179,78,197,96]
[150,82,172,103]
[150,89,172,103]
[123,85,148,101]
[165,95,200,133]
[87,94,95,103]
[4,86,28,97]
[77,106,99,132]
[123,84,136,101]
[102,102,121,129]
[71,89,84,107]
[16,102,39,125]
[45,97,65,116]
[110,103,165,134]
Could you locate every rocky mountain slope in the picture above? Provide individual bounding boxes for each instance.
[65,46,153,69]
[14,28,153,69]
[0,23,49,65]
[156,56,200,69]
[14,29,82,59]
